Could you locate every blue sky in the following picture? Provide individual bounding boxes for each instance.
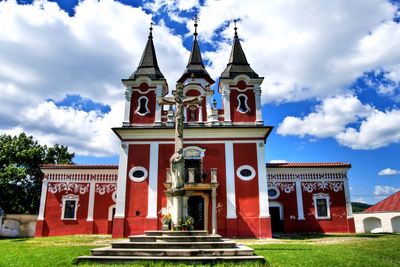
[1,0,400,204]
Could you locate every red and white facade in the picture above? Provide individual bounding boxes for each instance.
[35,25,355,238]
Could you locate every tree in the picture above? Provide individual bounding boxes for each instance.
[0,133,74,214]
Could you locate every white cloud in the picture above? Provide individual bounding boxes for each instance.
[336,109,400,149]
[0,0,189,156]
[277,95,373,138]
[196,0,400,102]
[378,168,400,176]
[374,185,399,195]
[277,94,400,149]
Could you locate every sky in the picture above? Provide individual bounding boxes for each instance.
[0,0,399,204]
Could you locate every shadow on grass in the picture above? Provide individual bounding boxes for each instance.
[272,233,388,240]
[0,236,30,241]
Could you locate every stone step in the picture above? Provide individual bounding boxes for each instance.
[77,255,265,265]
[111,240,237,249]
[129,234,222,243]
[144,230,208,236]
[91,246,255,257]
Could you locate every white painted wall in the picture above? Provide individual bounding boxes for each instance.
[354,212,400,233]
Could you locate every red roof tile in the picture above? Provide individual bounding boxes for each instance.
[364,191,400,213]
[40,164,118,169]
[266,162,351,168]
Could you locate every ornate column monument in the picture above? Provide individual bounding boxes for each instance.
[159,83,201,228]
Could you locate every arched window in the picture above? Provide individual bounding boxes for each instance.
[135,96,150,116]
[237,94,250,113]
[187,105,198,122]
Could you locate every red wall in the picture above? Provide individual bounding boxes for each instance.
[230,89,256,123]
[130,83,156,124]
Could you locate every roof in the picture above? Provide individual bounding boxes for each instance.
[177,32,214,84]
[220,27,259,79]
[266,162,351,168]
[364,191,400,213]
[40,164,118,169]
[129,26,165,80]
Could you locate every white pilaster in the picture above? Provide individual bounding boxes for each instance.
[147,143,159,218]
[115,142,129,218]
[87,181,96,221]
[198,106,203,122]
[344,177,353,218]
[37,180,48,220]
[222,85,231,124]
[206,94,212,122]
[295,180,305,220]
[254,85,263,123]
[154,85,162,125]
[225,141,236,218]
[211,188,217,234]
[256,142,270,217]
[123,87,132,125]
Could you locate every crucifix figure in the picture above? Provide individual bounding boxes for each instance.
[158,83,201,227]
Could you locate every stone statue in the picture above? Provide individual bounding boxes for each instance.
[158,83,201,227]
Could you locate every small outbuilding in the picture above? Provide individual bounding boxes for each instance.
[354,191,400,233]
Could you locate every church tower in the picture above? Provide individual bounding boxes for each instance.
[121,24,168,126]
[219,22,264,125]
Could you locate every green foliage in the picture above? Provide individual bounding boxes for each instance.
[0,234,399,267]
[0,133,74,214]
[352,202,372,212]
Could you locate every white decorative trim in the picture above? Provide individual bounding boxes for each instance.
[115,143,128,218]
[313,193,331,219]
[225,141,236,218]
[95,184,117,195]
[254,84,262,122]
[37,180,48,220]
[147,143,159,219]
[295,181,305,220]
[129,166,148,182]
[135,96,150,116]
[236,165,256,181]
[183,146,206,159]
[108,204,116,221]
[257,142,270,217]
[267,172,347,181]
[112,191,117,202]
[48,182,89,194]
[236,94,250,113]
[302,182,344,193]
[343,179,353,218]
[268,182,295,193]
[222,85,231,123]
[61,194,79,220]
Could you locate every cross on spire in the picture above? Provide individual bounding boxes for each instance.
[233,19,238,38]
[194,15,199,37]
[149,21,154,38]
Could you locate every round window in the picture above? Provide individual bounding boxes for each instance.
[129,166,148,182]
[268,187,280,199]
[236,165,256,181]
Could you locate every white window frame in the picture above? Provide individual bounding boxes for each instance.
[135,96,150,116]
[236,165,256,181]
[268,186,280,200]
[313,193,331,220]
[236,94,250,113]
[61,194,79,220]
[129,166,148,182]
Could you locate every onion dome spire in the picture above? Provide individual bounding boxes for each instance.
[129,22,165,80]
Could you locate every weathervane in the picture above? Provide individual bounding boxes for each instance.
[194,15,199,37]
[233,19,238,37]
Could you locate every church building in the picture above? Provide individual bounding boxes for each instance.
[35,22,355,238]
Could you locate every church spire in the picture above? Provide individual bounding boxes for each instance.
[177,15,215,84]
[220,19,259,79]
[129,22,165,80]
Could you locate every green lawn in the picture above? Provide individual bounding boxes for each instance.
[0,234,399,267]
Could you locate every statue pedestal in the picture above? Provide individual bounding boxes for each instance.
[166,188,186,227]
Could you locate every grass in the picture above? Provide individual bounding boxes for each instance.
[0,234,399,266]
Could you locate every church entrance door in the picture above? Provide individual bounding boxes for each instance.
[188,196,205,230]
[269,207,284,233]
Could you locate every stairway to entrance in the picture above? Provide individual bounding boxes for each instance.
[77,230,265,264]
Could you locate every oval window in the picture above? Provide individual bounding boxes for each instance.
[129,166,148,182]
[268,187,280,199]
[236,165,256,181]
